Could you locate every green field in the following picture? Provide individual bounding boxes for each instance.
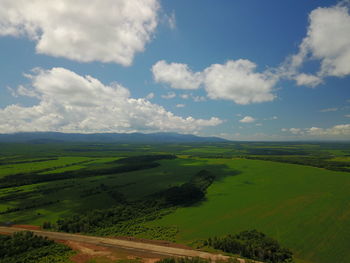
[1,142,350,263]
[148,158,350,263]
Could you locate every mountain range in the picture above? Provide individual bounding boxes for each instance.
[0,132,228,143]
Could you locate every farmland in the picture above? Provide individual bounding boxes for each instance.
[0,141,350,263]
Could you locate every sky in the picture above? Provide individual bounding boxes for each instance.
[0,0,349,141]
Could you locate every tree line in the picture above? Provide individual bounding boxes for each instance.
[0,231,72,263]
[204,230,293,263]
[245,155,350,173]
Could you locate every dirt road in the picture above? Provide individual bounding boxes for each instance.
[0,226,241,262]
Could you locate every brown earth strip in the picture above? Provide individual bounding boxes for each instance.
[0,226,245,263]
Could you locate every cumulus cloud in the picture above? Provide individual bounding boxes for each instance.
[289,128,303,135]
[161,92,176,99]
[239,116,256,123]
[0,67,223,133]
[204,60,277,104]
[294,73,323,87]
[152,60,202,90]
[0,0,159,65]
[154,2,350,94]
[283,2,350,86]
[152,59,277,105]
[307,124,350,136]
[175,104,185,108]
[282,124,350,138]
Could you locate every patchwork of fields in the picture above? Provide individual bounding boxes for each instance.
[0,142,350,263]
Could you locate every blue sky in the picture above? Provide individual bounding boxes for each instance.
[0,0,349,140]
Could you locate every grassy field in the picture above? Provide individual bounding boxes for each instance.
[148,158,350,263]
[1,142,350,263]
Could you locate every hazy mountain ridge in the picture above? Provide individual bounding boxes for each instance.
[0,132,228,143]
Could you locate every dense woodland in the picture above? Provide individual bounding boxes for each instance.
[0,231,72,263]
[205,230,293,263]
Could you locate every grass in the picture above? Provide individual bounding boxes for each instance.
[0,157,93,177]
[148,158,350,263]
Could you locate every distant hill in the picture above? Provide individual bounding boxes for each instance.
[0,132,228,143]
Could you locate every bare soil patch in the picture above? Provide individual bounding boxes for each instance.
[112,236,192,250]
[61,240,164,263]
[12,224,41,230]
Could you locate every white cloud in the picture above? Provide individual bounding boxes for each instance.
[282,124,350,139]
[281,128,303,134]
[145,92,155,99]
[289,128,303,135]
[152,60,202,90]
[179,93,206,102]
[192,95,206,102]
[204,60,277,104]
[0,0,159,65]
[153,59,277,105]
[0,67,223,133]
[175,104,185,108]
[345,114,350,118]
[15,85,40,98]
[283,2,350,86]
[319,107,338,112]
[239,116,256,123]
[306,124,350,136]
[161,91,176,99]
[295,73,323,87]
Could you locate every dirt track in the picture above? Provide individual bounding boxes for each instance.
[0,226,242,262]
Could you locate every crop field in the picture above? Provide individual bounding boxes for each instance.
[0,142,350,263]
